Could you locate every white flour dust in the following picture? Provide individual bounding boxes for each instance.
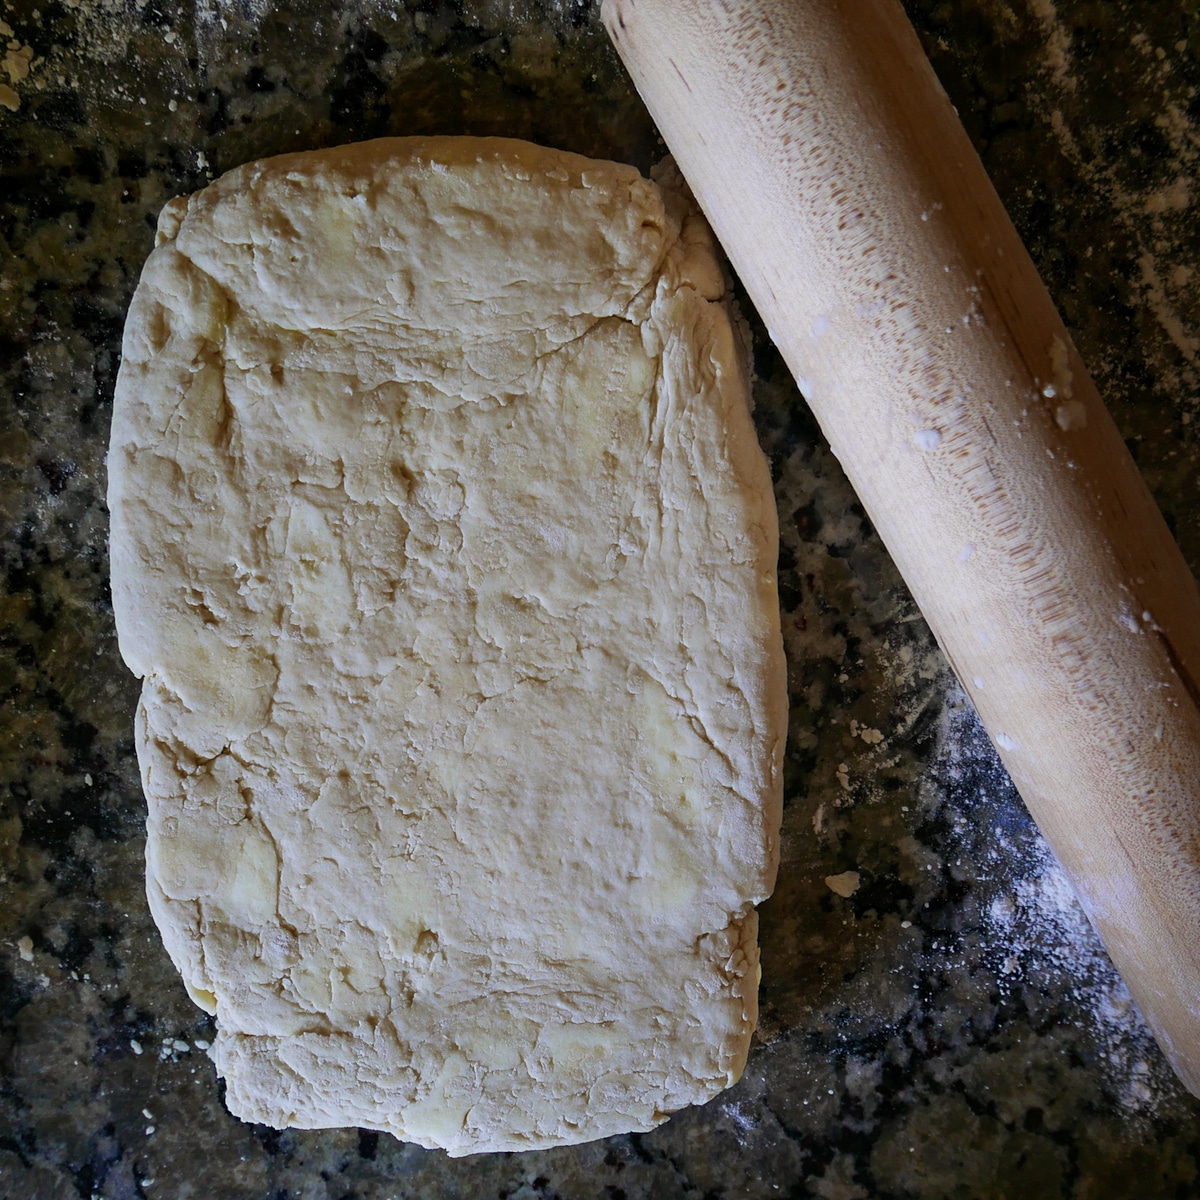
[934,698,1176,1118]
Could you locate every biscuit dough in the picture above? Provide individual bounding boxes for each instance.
[108,137,786,1155]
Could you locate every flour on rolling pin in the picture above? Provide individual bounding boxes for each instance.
[107,136,787,1153]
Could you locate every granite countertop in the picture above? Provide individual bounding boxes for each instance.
[3,1,1200,1196]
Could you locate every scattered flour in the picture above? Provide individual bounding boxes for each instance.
[984,841,1171,1115]
[1028,0,1075,91]
[933,697,1175,1118]
[1024,6,1200,425]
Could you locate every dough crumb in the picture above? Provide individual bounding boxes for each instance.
[825,871,861,898]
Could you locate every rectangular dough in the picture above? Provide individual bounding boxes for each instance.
[108,137,786,1154]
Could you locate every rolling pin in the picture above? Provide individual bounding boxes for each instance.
[602,0,1200,1095]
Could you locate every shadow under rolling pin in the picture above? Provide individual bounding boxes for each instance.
[602,0,1200,1096]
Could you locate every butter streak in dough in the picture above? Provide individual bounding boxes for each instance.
[108,137,786,1155]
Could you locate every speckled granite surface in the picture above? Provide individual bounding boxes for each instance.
[3,1,1200,1196]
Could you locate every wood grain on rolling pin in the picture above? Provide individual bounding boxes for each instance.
[603,0,1200,1094]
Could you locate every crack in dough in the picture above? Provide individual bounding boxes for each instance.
[108,137,786,1155]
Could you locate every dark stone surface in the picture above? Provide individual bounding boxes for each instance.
[2,0,1200,1196]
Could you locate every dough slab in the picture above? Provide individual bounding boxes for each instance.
[108,137,786,1155]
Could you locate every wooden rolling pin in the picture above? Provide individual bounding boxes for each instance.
[603,0,1200,1095]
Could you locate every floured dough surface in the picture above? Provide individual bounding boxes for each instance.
[108,137,786,1155]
